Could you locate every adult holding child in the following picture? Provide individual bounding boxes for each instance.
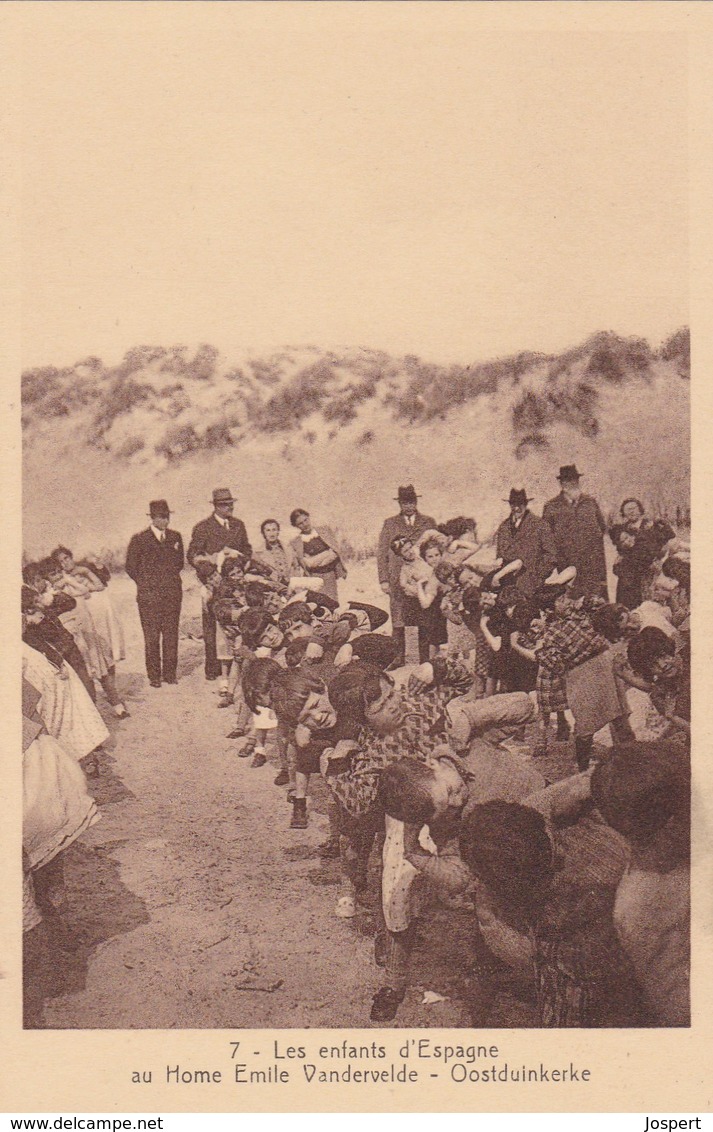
[377,485,436,665]
[187,488,252,680]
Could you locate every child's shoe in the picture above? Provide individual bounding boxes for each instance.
[251,749,267,768]
[273,769,290,786]
[290,798,308,828]
[335,895,356,918]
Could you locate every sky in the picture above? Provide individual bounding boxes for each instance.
[18,3,688,369]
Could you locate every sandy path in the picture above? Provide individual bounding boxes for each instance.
[26,567,508,1030]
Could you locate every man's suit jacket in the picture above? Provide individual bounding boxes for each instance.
[376,511,436,627]
[186,514,252,568]
[495,509,558,598]
[125,527,184,605]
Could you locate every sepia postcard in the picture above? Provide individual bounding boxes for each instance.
[2,0,712,1115]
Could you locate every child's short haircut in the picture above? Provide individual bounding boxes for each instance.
[289,508,309,527]
[221,554,246,577]
[378,758,437,825]
[270,670,325,726]
[627,626,674,680]
[242,656,283,714]
[260,518,280,537]
[37,556,62,579]
[438,517,476,540]
[434,560,455,584]
[195,560,218,584]
[620,498,644,517]
[51,545,73,562]
[510,600,538,632]
[328,662,391,729]
[591,603,629,643]
[237,608,274,649]
[23,562,44,588]
[245,581,272,608]
[420,537,442,561]
[284,637,310,668]
[591,738,690,855]
[278,601,313,632]
[459,802,553,921]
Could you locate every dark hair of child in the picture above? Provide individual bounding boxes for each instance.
[459,801,554,925]
[327,662,393,730]
[270,670,325,726]
[378,758,438,825]
[627,626,675,681]
[241,656,284,714]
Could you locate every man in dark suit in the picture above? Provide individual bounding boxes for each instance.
[495,488,558,598]
[186,487,252,679]
[377,484,436,664]
[126,499,184,687]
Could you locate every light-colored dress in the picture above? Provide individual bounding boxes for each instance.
[23,730,100,869]
[22,643,109,761]
[83,588,126,673]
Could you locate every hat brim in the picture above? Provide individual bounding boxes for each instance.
[148,511,172,516]
[503,498,533,504]
[212,498,235,504]
[394,496,421,501]
[557,475,582,481]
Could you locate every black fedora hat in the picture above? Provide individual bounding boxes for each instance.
[557,465,583,482]
[395,484,420,504]
[504,488,532,507]
[148,499,171,517]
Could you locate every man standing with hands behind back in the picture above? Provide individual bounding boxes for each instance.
[126,499,184,688]
[187,488,252,679]
[377,484,436,665]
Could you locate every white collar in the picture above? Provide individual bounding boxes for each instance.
[214,513,229,529]
[150,525,166,541]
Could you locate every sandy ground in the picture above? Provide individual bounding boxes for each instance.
[23,562,582,1031]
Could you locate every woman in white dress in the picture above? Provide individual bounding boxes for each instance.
[21,639,110,763]
[23,675,100,927]
[48,548,128,718]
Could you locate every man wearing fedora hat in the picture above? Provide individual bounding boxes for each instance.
[543,465,608,599]
[187,489,252,679]
[377,485,436,664]
[126,500,185,687]
[495,488,557,599]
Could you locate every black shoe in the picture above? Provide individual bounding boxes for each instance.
[370,987,404,1022]
[149,680,161,688]
[251,751,267,768]
[227,728,246,740]
[273,769,290,786]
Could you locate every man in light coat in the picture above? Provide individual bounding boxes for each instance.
[543,465,608,600]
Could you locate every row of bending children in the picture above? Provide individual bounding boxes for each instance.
[237,630,689,1026]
